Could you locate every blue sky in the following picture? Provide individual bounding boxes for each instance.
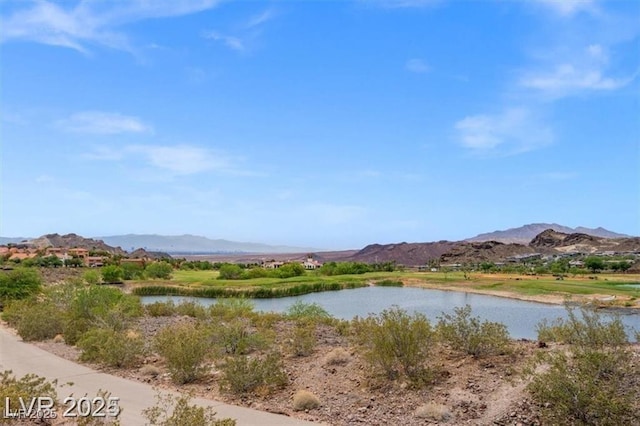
[1,0,639,249]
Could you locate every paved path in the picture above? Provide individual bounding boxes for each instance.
[0,325,322,425]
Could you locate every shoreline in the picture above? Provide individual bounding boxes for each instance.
[402,278,640,311]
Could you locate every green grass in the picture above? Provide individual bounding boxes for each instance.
[129,269,640,302]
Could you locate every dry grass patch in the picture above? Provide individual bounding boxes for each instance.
[323,347,350,366]
[292,390,320,411]
[414,402,452,422]
[140,365,161,377]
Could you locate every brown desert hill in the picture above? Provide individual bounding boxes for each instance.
[27,233,127,255]
[529,229,640,254]
[346,241,458,265]
[439,240,543,264]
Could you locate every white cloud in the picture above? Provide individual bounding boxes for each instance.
[405,58,430,74]
[520,63,634,95]
[59,111,152,134]
[128,145,232,175]
[202,31,245,51]
[0,0,221,53]
[533,0,597,16]
[454,108,553,155]
[245,9,276,29]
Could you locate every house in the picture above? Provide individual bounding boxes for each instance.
[86,256,105,267]
[302,256,323,270]
[264,261,284,269]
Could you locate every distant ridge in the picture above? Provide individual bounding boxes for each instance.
[466,223,630,245]
[97,234,317,254]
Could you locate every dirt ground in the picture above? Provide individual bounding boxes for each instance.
[30,314,551,426]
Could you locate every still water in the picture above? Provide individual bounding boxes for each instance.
[141,286,640,340]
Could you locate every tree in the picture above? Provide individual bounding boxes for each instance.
[584,256,605,273]
[218,264,244,280]
[145,262,173,279]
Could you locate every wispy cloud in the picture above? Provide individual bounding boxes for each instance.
[128,145,233,175]
[532,0,597,17]
[454,108,553,156]
[405,58,430,74]
[245,8,276,29]
[202,31,245,51]
[519,44,637,97]
[58,111,152,134]
[0,0,222,53]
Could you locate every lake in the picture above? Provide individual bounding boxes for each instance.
[141,286,640,340]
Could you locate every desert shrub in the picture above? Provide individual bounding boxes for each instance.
[0,370,57,422]
[208,298,254,320]
[154,322,211,384]
[83,270,102,285]
[143,392,236,426]
[436,305,510,357]
[146,300,176,317]
[527,347,638,425]
[1,298,32,327]
[0,268,42,301]
[351,306,435,385]
[64,285,142,345]
[210,318,267,356]
[535,305,628,348]
[292,390,320,411]
[285,301,331,320]
[140,365,161,377]
[414,402,452,421]
[174,301,207,319]
[101,265,124,283]
[122,262,145,280]
[15,302,65,341]
[217,264,244,280]
[78,328,145,368]
[323,347,351,366]
[219,353,288,395]
[287,322,316,357]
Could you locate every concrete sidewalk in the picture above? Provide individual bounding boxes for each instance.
[0,325,323,425]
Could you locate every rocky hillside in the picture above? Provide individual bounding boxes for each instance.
[346,241,458,265]
[529,229,640,254]
[24,233,127,255]
[466,223,630,244]
[439,241,543,264]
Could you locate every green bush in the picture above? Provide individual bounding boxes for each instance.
[351,306,435,385]
[528,347,638,425]
[0,268,42,301]
[64,285,142,345]
[122,262,145,280]
[208,298,254,320]
[101,265,124,283]
[285,301,331,320]
[78,328,145,368]
[83,270,102,285]
[145,262,173,279]
[154,322,211,384]
[210,318,267,356]
[15,302,65,341]
[217,264,244,280]
[219,353,288,395]
[287,322,316,357]
[143,392,236,426]
[174,301,207,319]
[146,300,177,317]
[436,305,510,357]
[535,305,628,348]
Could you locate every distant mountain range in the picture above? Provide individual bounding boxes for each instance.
[97,234,317,254]
[465,223,631,245]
